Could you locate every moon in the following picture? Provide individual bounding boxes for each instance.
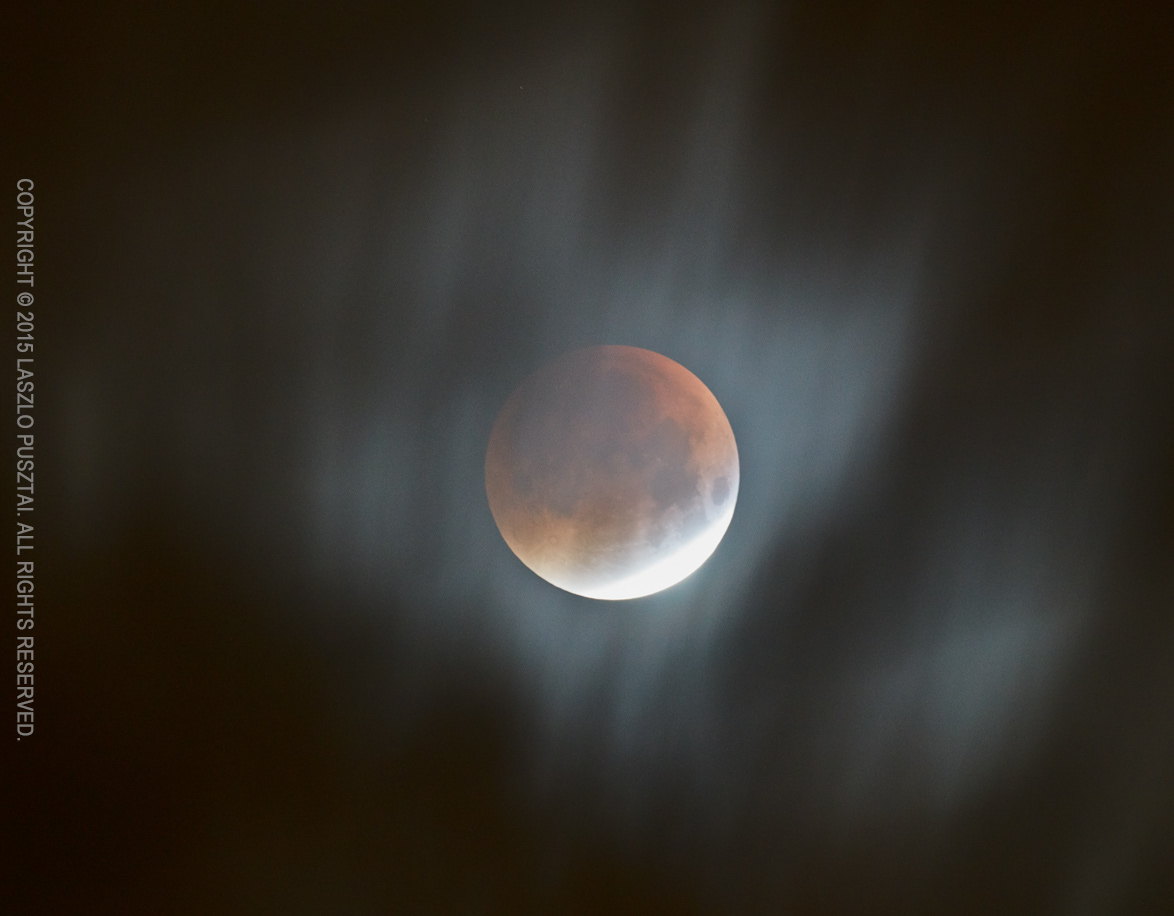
[485,345,739,600]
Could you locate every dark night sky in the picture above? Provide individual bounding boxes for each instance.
[8,2,1174,913]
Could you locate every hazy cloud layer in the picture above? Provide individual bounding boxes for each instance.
[31,2,1173,913]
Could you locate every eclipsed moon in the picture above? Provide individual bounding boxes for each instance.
[485,345,739,600]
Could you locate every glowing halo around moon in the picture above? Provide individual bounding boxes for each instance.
[485,345,739,600]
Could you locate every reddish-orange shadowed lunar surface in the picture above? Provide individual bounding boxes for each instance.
[485,346,739,599]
